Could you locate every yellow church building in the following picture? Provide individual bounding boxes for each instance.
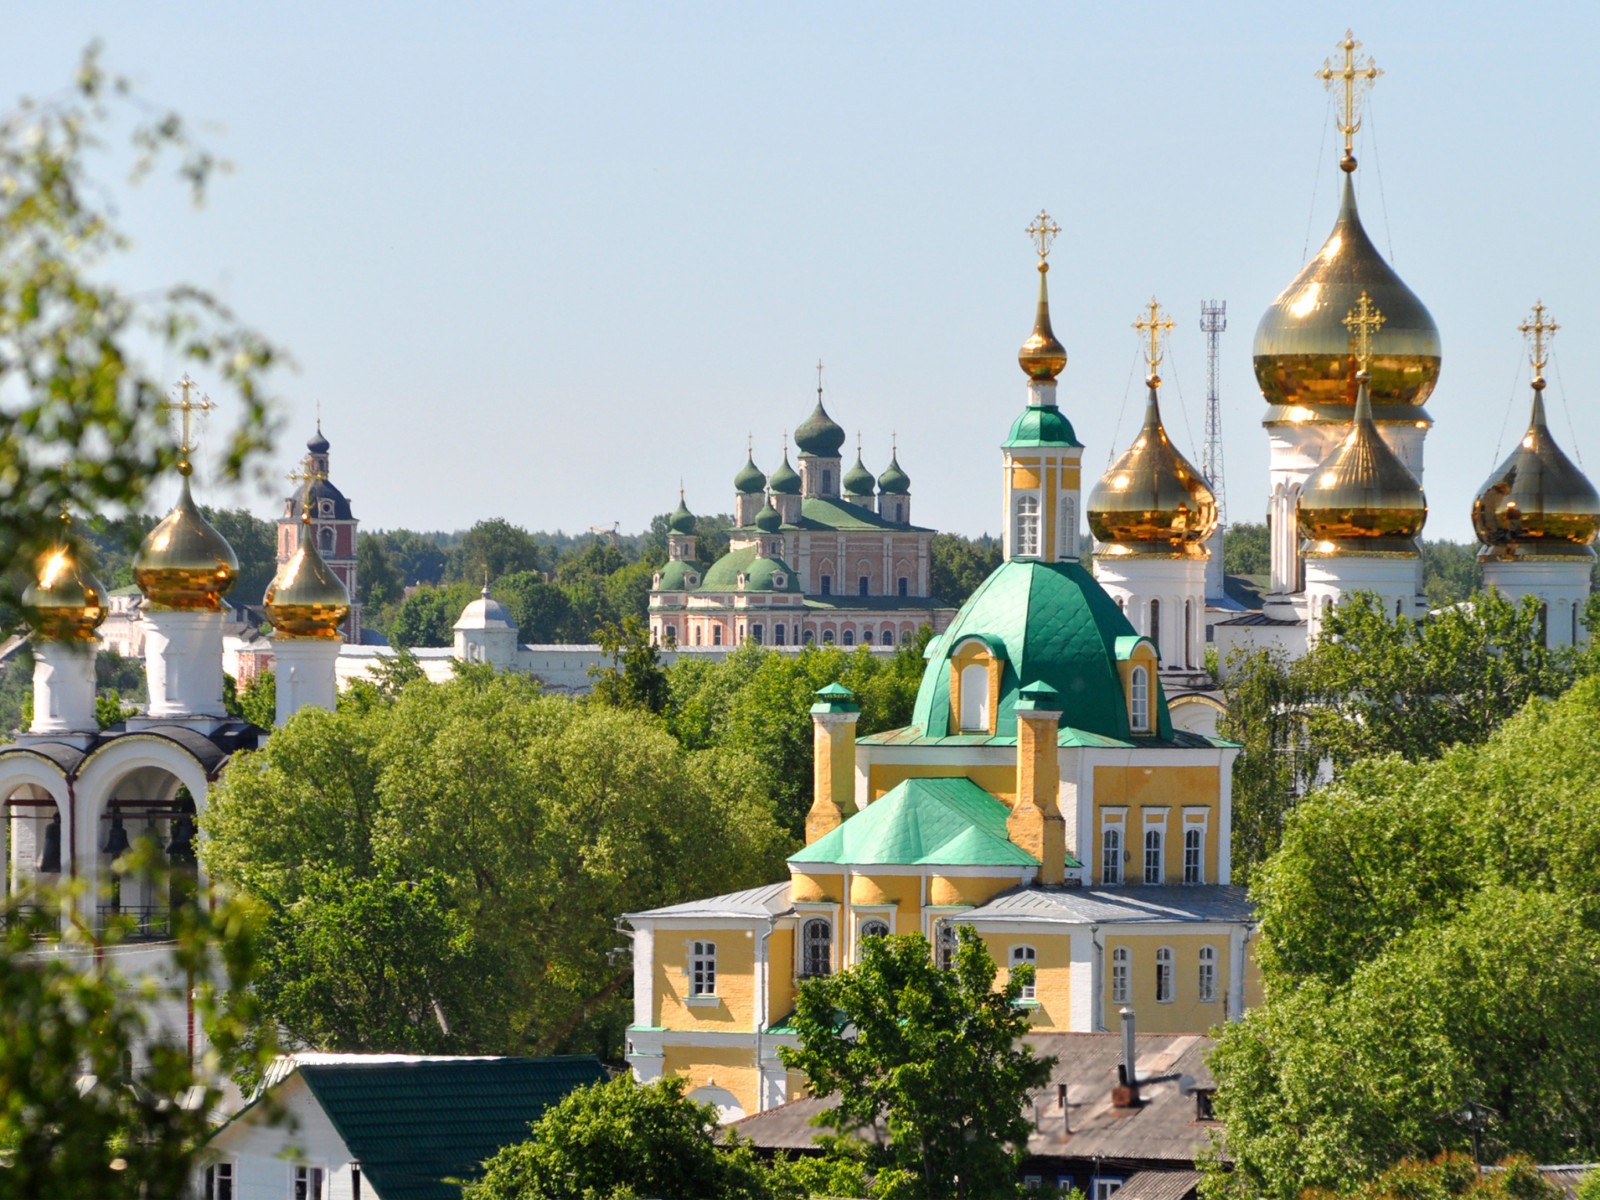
[622,223,1261,1122]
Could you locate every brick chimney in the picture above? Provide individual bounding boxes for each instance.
[1009,681,1067,884]
[806,684,860,844]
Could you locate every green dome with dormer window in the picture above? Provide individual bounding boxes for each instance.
[795,401,846,457]
[844,454,876,497]
[735,456,767,494]
[878,453,911,495]
[656,559,702,591]
[768,453,801,495]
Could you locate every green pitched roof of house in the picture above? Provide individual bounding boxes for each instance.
[1003,404,1081,448]
[789,776,1039,868]
[294,1057,608,1200]
[909,558,1172,741]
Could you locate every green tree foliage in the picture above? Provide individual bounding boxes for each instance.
[466,1075,779,1200]
[202,673,792,1058]
[495,571,573,644]
[387,580,479,648]
[377,529,450,587]
[666,636,930,837]
[1222,521,1269,578]
[356,532,402,609]
[779,928,1054,1200]
[1206,676,1600,1200]
[0,46,279,604]
[590,614,668,713]
[930,533,1001,608]
[1306,1154,1561,1200]
[203,507,278,605]
[645,509,734,566]
[1421,540,1482,608]
[454,518,546,584]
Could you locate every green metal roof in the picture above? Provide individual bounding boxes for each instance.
[795,400,846,456]
[702,545,759,590]
[655,559,701,590]
[1003,404,1081,448]
[735,456,766,494]
[743,555,803,593]
[843,454,876,496]
[877,452,911,494]
[753,500,782,531]
[797,496,932,532]
[668,497,697,534]
[768,453,801,495]
[295,1057,608,1200]
[909,559,1172,742]
[789,776,1039,868]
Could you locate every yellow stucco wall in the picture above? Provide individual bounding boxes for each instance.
[928,874,1017,907]
[1092,764,1221,884]
[1103,933,1229,1032]
[848,871,921,913]
[662,1044,759,1118]
[977,929,1073,1030]
[867,763,1016,806]
[790,870,842,903]
[655,928,758,1029]
[768,926,796,1021]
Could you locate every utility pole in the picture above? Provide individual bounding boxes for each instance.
[1200,300,1228,524]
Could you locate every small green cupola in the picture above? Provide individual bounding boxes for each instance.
[753,497,783,532]
[878,450,911,495]
[668,493,697,535]
[735,454,766,494]
[768,450,801,495]
[843,443,876,498]
[795,400,846,457]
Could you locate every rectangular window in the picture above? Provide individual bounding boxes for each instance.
[1143,828,1162,885]
[690,941,717,996]
[858,575,869,596]
[1111,947,1129,1004]
[204,1164,235,1200]
[936,922,958,970]
[1025,1177,1042,1190]
[773,623,786,646]
[898,577,908,597]
[1184,827,1203,884]
[293,1166,325,1200]
[801,919,833,978]
[712,626,723,646]
[820,574,832,596]
[1010,945,1037,1000]
[1156,947,1174,1003]
[1095,1179,1124,1200]
[1101,827,1122,886]
[1198,946,1217,1003]
[750,624,763,644]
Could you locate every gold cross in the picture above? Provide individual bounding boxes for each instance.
[1133,297,1174,378]
[1316,29,1381,169]
[816,358,825,400]
[1027,210,1061,262]
[1342,290,1386,370]
[1519,301,1558,382]
[160,375,217,472]
[287,454,327,522]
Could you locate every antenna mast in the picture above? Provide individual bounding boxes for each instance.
[1199,300,1228,524]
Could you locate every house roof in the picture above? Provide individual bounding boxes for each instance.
[624,881,792,922]
[788,776,1040,869]
[959,884,1254,927]
[290,1056,608,1200]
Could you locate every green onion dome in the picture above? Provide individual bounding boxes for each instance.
[795,401,846,457]
[877,452,911,495]
[668,496,697,535]
[843,454,876,497]
[734,455,767,494]
[768,452,801,495]
[754,498,783,532]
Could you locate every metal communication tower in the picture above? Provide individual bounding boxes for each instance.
[1199,300,1228,524]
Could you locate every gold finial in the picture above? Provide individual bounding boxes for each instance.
[161,375,217,477]
[1316,29,1382,173]
[287,454,327,525]
[1133,297,1175,385]
[1520,301,1559,390]
[1342,290,1387,373]
[1027,209,1061,268]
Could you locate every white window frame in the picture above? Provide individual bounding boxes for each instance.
[1010,944,1038,1001]
[293,1165,326,1200]
[959,662,989,732]
[1155,946,1175,1004]
[1129,665,1151,733]
[935,919,959,970]
[1184,826,1204,884]
[204,1162,235,1200]
[1100,811,1126,886]
[1198,944,1218,1003]
[800,917,833,978]
[1014,493,1041,558]
[689,940,717,998]
[1143,827,1163,885]
[1095,1178,1124,1200]
[1111,946,1130,1004]
[1059,494,1078,559]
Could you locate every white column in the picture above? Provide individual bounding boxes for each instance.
[142,610,226,719]
[271,637,343,725]
[30,639,98,737]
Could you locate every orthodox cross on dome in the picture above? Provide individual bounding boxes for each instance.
[1342,290,1386,372]
[1317,29,1381,172]
[1027,210,1061,265]
[1519,301,1558,387]
[1134,297,1175,383]
[816,358,825,402]
[287,454,327,524]
[160,375,217,476]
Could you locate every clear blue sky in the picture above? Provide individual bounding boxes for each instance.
[7,3,1599,544]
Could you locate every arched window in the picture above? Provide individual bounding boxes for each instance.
[1010,944,1037,1000]
[862,629,873,644]
[842,629,855,646]
[1155,947,1175,1003]
[1184,827,1203,884]
[1111,947,1130,1004]
[822,629,835,644]
[1129,666,1151,733]
[1059,495,1078,559]
[803,628,815,644]
[690,941,717,996]
[959,663,989,732]
[319,526,335,554]
[858,575,870,596]
[1143,827,1163,885]
[1198,945,1217,1003]
[801,919,832,978]
[860,918,889,942]
[1101,826,1122,886]
[1148,598,1161,652]
[1014,494,1041,558]
[662,624,676,646]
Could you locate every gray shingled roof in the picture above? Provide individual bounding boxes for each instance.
[960,885,1253,926]
[624,881,792,921]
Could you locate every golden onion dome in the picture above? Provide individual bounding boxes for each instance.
[1087,380,1218,554]
[1297,373,1427,552]
[1018,262,1068,382]
[1473,380,1600,556]
[23,524,108,641]
[134,473,240,611]
[264,525,351,638]
[1254,175,1441,423]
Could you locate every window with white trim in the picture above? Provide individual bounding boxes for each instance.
[1148,598,1161,651]
[1184,827,1203,884]
[1095,1178,1124,1200]
[712,625,723,646]
[859,918,890,942]
[1198,945,1217,1003]
[690,941,716,996]
[1111,946,1129,1004]
[936,921,958,970]
[1014,494,1041,558]
[319,525,335,554]
[1010,944,1037,1000]
[1059,495,1078,559]
[1156,946,1174,1003]
[1129,665,1151,733]
[959,662,989,732]
[1143,827,1163,885]
[801,919,832,978]
[204,1163,235,1200]
[843,629,854,646]
[293,1166,326,1200]
[1101,825,1122,886]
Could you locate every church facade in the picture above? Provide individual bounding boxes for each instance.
[275,425,363,643]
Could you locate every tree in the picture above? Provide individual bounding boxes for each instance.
[589,614,668,713]
[454,518,545,585]
[356,532,402,609]
[779,928,1054,1200]
[203,507,278,606]
[1421,540,1481,608]
[1305,1154,1561,1200]
[0,46,279,605]
[1222,522,1269,578]
[930,533,1001,608]
[495,570,573,645]
[466,1075,779,1200]
[387,580,478,648]
[379,529,450,586]
[202,673,792,1058]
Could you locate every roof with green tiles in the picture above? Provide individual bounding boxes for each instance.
[701,545,803,593]
[655,559,702,591]
[789,776,1039,868]
[293,1057,607,1200]
[909,559,1173,742]
[1003,404,1082,449]
[735,496,933,534]
[701,544,759,590]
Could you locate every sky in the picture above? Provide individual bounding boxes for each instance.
[5,2,1600,545]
